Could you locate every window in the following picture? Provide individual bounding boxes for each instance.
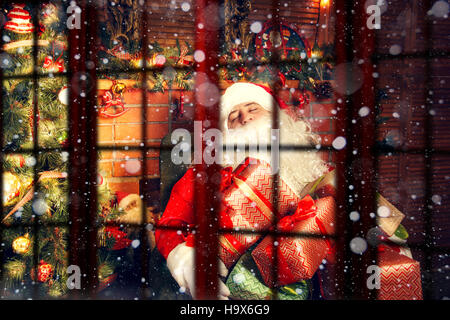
[1,0,449,300]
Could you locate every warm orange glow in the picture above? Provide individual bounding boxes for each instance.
[321,0,330,7]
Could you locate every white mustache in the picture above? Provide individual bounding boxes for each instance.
[222,111,329,195]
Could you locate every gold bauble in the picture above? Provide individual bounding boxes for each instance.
[3,172,22,207]
[12,234,31,254]
[111,82,126,96]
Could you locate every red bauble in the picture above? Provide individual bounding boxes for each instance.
[31,260,53,282]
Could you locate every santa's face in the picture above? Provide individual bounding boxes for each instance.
[227,102,270,129]
[222,104,329,195]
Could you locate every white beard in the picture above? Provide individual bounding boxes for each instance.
[222,111,329,196]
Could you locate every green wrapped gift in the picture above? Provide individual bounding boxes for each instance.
[225,252,312,300]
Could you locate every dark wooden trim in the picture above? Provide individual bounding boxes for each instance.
[193,0,221,300]
[68,0,99,298]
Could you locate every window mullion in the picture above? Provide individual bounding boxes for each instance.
[67,0,99,299]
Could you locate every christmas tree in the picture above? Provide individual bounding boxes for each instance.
[1,2,125,298]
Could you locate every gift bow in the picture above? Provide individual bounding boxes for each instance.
[43,55,64,72]
[278,195,317,232]
[99,90,129,118]
[278,195,335,256]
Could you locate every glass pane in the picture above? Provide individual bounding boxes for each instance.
[377,154,426,245]
[431,155,450,247]
[376,58,427,150]
[1,227,69,299]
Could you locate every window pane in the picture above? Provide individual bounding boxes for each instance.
[1,227,69,299]
[377,154,426,245]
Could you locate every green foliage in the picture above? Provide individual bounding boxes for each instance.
[219,43,335,92]
[1,15,126,298]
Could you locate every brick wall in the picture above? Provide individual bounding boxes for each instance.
[97,81,336,194]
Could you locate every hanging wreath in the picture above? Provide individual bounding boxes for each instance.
[255,19,311,62]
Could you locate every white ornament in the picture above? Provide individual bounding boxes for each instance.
[58,86,69,105]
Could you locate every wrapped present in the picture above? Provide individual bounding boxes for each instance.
[252,195,336,287]
[300,169,405,238]
[377,246,422,300]
[376,193,405,237]
[225,253,311,300]
[373,224,413,259]
[218,157,300,268]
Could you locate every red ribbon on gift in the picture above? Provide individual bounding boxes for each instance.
[219,166,233,192]
[99,90,129,118]
[278,195,317,231]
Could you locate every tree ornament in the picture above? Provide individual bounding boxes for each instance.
[4,4,34,34]
[3,172,22,207]
[40,3,58,26]
[57,130,68,145]
[35,260,53,282]
[115,192,144,224]
[2,171,67,223]
[97,173,104,186]
[111,82,126,96]
[151,53,166,67]
[309,77,333,99]
[255,19,310,62]
[98,78,129,118]
[12,233,31,254]
[58,86,69,105]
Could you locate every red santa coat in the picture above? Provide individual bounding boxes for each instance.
[155,167,196,259]
[156,164,335,259]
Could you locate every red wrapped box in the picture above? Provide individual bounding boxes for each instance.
[218,157,300,269]
[377,246,422,300]
[251,195,336,287]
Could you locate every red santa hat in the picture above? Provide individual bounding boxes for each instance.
[220,82,291,130]
[4,4,34,34]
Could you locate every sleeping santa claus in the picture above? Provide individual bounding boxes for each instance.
[155,82,330,300]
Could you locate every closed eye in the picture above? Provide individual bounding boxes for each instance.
[229,113,239,122]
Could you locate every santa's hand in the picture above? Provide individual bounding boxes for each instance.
[166,242,230,299]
